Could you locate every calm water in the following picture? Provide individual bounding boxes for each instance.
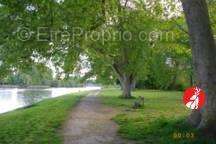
[0,87,101,114]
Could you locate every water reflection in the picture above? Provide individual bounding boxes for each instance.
[18,89,51,106]
[0,87,101,114]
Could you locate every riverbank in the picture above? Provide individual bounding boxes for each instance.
[99,88,215,144]
[0,87,101,114]
[0,92,87,144]
[0,85,50,89]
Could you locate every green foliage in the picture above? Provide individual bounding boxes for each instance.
[136,45,192,90]
[85,5,157,86]
[208,0,216,34]
[99,88,215,144]
[2,64,53,86]
[0,0,214,91]
[0,0,105,76]
[51,77,83,87]
[134,15,192,91]
[0,92,85,144]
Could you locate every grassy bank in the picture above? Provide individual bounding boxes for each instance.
[0,92,86,144]
[99,88,215,144]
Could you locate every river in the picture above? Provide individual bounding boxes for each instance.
[0,87,101,114]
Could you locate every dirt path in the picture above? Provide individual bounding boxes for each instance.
[62,91,134,144]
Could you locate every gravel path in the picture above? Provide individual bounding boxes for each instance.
[62,91,134,144]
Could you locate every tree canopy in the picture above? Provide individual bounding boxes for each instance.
[1,0,214,98]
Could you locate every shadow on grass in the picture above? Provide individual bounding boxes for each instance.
[100,89,215,144]
[118,96,136,99]
[114,115,215,144]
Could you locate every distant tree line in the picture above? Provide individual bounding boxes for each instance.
[0,64,83,87]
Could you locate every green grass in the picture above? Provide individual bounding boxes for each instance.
[99,88,216,144]
[0,92,86,144]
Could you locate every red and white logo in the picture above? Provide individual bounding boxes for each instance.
[183,87,205,110]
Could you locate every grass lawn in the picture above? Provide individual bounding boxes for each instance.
[99,88,216,144]
[0,92,86,144]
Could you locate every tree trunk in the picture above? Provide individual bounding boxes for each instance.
[112,64,134,98]
[181,0,216,133]
[121,74,133,98]
[117,74,133,98]
[189,73,194,86]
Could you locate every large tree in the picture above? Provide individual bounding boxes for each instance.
[181,0,216,133]
[84,1,156,98]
